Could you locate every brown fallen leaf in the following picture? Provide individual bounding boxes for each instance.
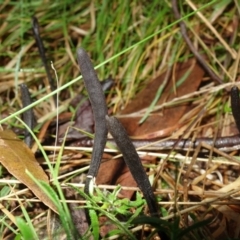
[96,155,124,185]
[115,165,138,199]
[120,58,204,137]
[0,129,58,213]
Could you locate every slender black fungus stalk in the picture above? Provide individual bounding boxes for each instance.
[106,116,169,240]
[231,86,240,134]
[172,0,223,84]
[20,84,36,147]
[32,16,56,96]
[76,48,108,195]
[105,116,159,216]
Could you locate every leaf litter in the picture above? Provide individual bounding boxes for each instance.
[0,1,240,239]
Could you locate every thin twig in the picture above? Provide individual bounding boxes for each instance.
[171,0,223,84]
[78,134,240,153]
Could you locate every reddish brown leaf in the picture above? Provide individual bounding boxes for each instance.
[115,157,157,200]
[96,155,124,185]
[120,59,204,137]
[115,165,138,199]
[0,129,58,213]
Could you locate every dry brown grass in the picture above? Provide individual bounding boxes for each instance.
[0,0,240,239]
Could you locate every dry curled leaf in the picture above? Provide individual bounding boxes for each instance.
[0,129,58,213]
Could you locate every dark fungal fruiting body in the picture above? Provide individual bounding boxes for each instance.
[76,48,108,195]
[20,83,36,147]
[106,115,159,217]
[231,86,240,134]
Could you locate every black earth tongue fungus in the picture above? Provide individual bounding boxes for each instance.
[231,86,240,134]
[76,47,108,195]
[105,116,159,216]
[106,115,169,240]
[32,16,56,104]
[76,48,169,239]
[20,83,36,147]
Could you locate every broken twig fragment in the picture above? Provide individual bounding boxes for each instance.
[171,0,223,84]
[77,134,240,153]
